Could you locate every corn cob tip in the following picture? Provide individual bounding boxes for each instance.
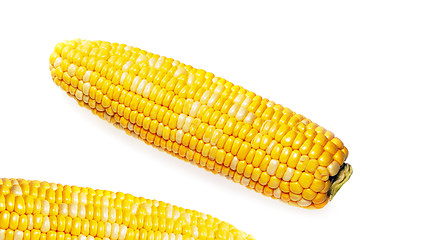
[328,163,352,201]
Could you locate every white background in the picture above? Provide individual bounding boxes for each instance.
[1,1,441,239]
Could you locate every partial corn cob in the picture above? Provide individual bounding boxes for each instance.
[0,178,254,240]
[49,39,352,209]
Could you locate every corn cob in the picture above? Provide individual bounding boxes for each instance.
[49,39,352,209]
[0,178,254,240]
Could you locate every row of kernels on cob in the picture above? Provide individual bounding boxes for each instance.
[0,178,254,240]
[49,39,349,209]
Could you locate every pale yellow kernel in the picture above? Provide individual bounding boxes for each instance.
[110,223,119,239]
[142,82,154,98]
[13,230,23,240]
[122,61,133,72]
[83,70,92,82]
[235,106,248,121]
[228,103,240,117]
[230,157,239,171]
[189,102,201,117]
[136,54,147,64]
[327,161,341,176]
[68,64,78,77]
[297,199,312,207]
[136,79,147,95]
[177,114,186,129]
[266,140,278,155]
[282,168,295,181]
[176,130,184,144]
[182,117,193,132]
[130,76,142,92]
[267,159,279,176]
[83,83,91,96]
[243,112,256,124]
[68,203,78,217]
[233,93,245,104]
[174,67,187,77]
[200,90,212,105]
[207,93,220,107]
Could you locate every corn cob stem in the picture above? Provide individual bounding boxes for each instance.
[0,178,254,240]
[49,39,351,209]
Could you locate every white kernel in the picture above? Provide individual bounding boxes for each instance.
[266,140,278,154]
[228,103,240,117]
[68,64,77,77]
[241,177,251,186]
[13,230,23,240]
[282,168,295,181]
[110,223,119,240]
[230,157,239,170]
[174,67,187,77]
[173,209,180,220]
[124,46,133,51]
[136,79,148,95]
[200,90,212,105]
[41,200,50,216]
[27,215,33,230]
[59,203,68,216]
[104,222,112,238]
[101,206,109,222]
[169,233,175,240]
[207,93,220,107]
[243,112,256,124]
[142,82,154,98]
[136,54,147,64]
[83,95,89,103]
[78,204,86,218]
[75,90,83,100]
[235,106,248,121]
[166,204,173,219]
[214,85,225,95]
[127,122,134,131]
[273,188,281,198]
[177,114,186,129]
[122,61,133,72]
[267,101,275,107]
[157,123,164,137]
[118,225,127,240]
[181,213,191,224]
[183,116,193,132]
[187,74,195,85]
[120,72,128,85]
[297,199,312,207]
[68,203,78,217]
[189,102,201,117]
[79,192,87,205]
[192,226,199,239]
[130,202,139,215]
[148,56,158,68]
[328,161,341,176]
[172,60,180,66]
[83,82,91,96]
[176,235,182,240]
[153,200,159,207]
[176,130,184,144]
[87,236,94,240]
[267,159,279,175]
[160,234,168,240]
[54,57,63,68]
[241,96,251,105]
[41,216,50,232]
[10,185,22,196]
[130,76,142,92]
[0,230,5,240]
[101,196,109,208]
[155,56,165,69]
[109,208,116,223]
[233,93,245,104]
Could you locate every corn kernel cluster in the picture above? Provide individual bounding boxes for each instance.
[49,39,349,209]
[0,178,254,240]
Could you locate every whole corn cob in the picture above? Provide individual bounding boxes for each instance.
[0,178,254,240]
[49,39,352,209]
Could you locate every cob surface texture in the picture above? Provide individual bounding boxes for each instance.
[0,178,254,240]
[49,39,352,209]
